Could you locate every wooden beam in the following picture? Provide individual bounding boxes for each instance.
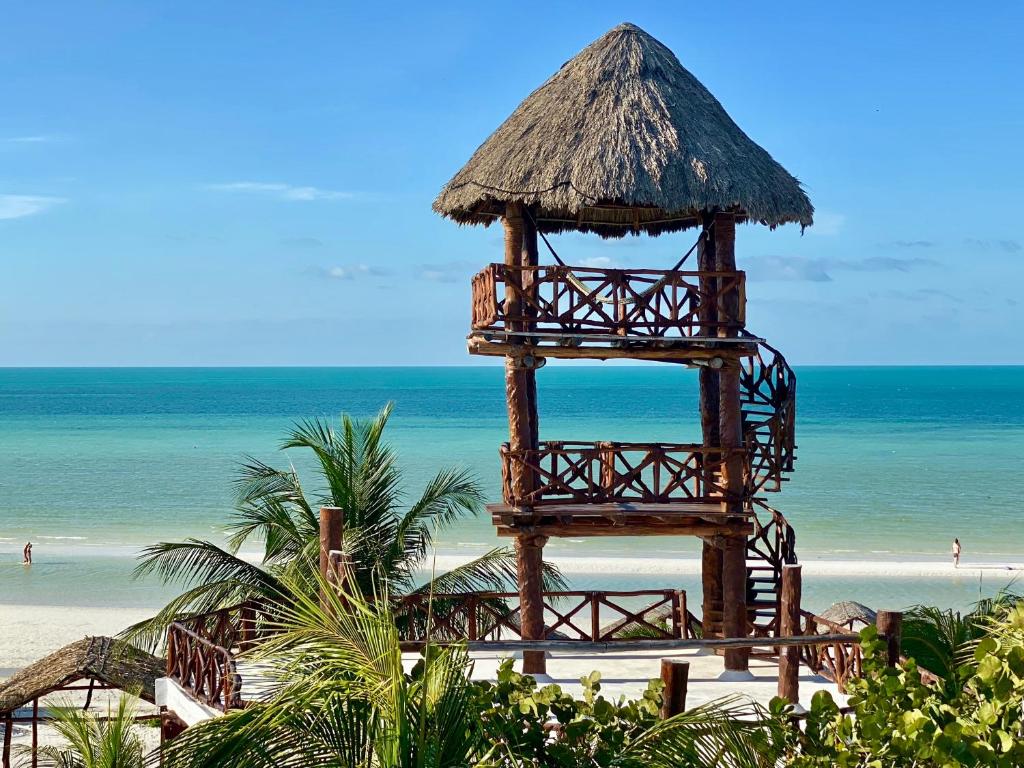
[722,535,748,671]
[515,533,548,674]
[496,522,753,538]
[468,338,755,362]
[777,564,802,703]
[3,712,11,768]
[701,540,724,638]
[660,659,690,718]
[319,506,344,608]
[399,631,865,654]
[877,610,903,667]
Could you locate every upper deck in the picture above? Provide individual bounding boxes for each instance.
[469,263,759,362]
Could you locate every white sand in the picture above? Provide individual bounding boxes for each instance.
[433,554,1024,579]
[0,604,155,672]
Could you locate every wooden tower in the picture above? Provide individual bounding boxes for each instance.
[434,23,810,674]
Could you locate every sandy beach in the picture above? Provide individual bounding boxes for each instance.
[4,553,1021,675]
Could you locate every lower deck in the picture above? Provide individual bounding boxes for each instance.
[156,646,846,727]
[489,501,753,537]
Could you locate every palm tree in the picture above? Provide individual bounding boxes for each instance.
[127,403,562,650]
[161,574,783,768]
[901,590,1022,690]
[22,694,144,768]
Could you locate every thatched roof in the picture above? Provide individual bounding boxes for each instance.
[820,601,877,626]
[434,22,813,238]
[0,637,163,714]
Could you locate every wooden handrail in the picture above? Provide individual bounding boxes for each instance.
[399,631,870,654]
[471,263,747,338]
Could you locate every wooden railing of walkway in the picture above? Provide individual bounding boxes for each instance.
[499,441,742,507]
[471,264,746,338]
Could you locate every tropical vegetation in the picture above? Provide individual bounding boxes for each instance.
[21,692,145,768]
[161,575,783,768]
[126,404,562,649]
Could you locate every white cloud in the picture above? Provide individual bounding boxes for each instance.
[208,182,354,201]
[578,256,619,268]
[5,135,54,144]
[807,211,845,236]
[0,194,66,220]
[320,264,387,280]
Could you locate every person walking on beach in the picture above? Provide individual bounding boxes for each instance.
[22,541,32,565]
[952,537,961,568]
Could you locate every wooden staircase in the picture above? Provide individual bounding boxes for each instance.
[745,502,798,637]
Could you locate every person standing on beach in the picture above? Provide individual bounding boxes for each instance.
[22,541,32,565]
[952,538,961,568]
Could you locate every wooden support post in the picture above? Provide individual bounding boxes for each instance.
[319,506,344,608]
[660,659,690,718]
[503,202,538,502]
[722,535,749,670]
[701,540,723,638]
[777,564,802,703]
[877,610,903,668]
[516,532,548,674]
[2,712,11,768]
[714,212,748,672]
[31,698,37,768]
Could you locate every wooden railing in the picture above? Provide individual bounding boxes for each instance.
[798,610,863,693]
[471,264,746,338]
[166,622,240,711]
[500,441,743,507]
[165,601,269,711]
[395,589,693,644]
[741,341,797,494]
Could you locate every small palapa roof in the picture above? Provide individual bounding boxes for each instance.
[434,22,813,238]
[820,601,877,626]
[0,637,164,714]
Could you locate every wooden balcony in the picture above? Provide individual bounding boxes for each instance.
[469,264,759,361]
[490,441,754,536]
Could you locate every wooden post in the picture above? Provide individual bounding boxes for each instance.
[590,592,601,642]
[722,535,748,670]
[714,212,748,672]
[319,506,344,607]
[31,698,38,768]
[877,610,903,667]
[701,540,723,638]
[777,564,802,703]
[3,712,11,768]
[516,533,548,674]
[660,659,690,718]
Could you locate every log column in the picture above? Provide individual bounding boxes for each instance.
[516,533,548,674]
[698,215,724,638]
[700,540,723,638]
[319,506,344,609]
[777,564,803,703]
[504,202,546,674]
[715,212,749,672]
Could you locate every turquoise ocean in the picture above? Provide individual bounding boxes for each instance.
[2,366,1023,615]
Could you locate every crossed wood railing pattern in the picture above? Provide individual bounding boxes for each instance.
[165,590,697,709]
[798,610,863,693]
[166,623,241,711]
[745,503,798,638]
[741,340,797,494]
[471,264,746,338]
[166,602,267,711]
[394,589,693,643]
[499,441,743,507]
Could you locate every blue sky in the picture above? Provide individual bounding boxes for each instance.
[1,1,1022,366]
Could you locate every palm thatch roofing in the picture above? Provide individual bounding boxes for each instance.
[434,22,813,238]
[819,601,877,627]
[0,637,163,714]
